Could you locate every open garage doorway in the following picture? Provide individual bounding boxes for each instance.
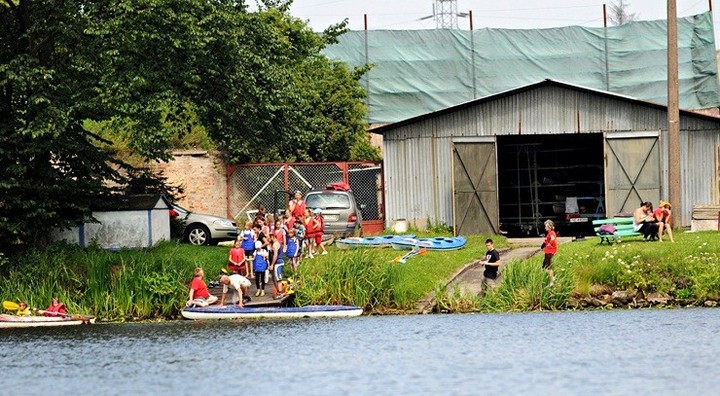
[497,134,605,237]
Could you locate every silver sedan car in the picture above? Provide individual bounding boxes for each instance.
[172,205,239,246]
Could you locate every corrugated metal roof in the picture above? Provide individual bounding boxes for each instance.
[373,79,720,134]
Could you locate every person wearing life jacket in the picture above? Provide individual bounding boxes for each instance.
[41,297,67,317]
[16,301,31,316]
[313,208,328,255]
[289,190,306,219]
[302,208,316,258]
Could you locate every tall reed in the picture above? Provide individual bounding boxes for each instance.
[0,241,227,321]
[294,250,399,309]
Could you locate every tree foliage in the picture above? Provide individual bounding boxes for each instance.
[0,0,376,252]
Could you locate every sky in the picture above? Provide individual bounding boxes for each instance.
[288,0,718,39]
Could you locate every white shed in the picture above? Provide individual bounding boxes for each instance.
[52,194,172,249]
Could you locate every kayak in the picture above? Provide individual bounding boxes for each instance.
[391,236,467,251]
[336,234,416,250]
[0,314,95,329]
[181,305,363,320]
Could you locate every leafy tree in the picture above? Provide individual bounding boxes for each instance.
[1,0,125,251]
[0,0,374,252]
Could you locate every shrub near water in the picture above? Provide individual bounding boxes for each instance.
[0,242,227,321]
[432,231,720,313]
[294,250,399,310]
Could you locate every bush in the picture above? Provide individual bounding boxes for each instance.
[294,250,399,309]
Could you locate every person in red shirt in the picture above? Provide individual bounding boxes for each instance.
[283,209,295,232]
[541,220,557,288]
[228,240,248,277]
[313,209,328,255]
[186,267,218,307]
[653,201,675,243]
[289,190,306,219]
[302,208,316,258]
[40,297,67,317]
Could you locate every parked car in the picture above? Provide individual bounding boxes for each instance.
[304,186,363,238]
[172,205,239,246]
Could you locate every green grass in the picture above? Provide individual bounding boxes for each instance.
[0,241,228,321]
[2,230,717,320]
[295,234,506,310]
[555,231,720,300]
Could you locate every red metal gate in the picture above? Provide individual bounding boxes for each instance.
[227,162,384,235]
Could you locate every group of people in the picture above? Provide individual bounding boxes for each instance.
[478,200,676,292]
[633,201,675,243]
[13,297,68,317]
[479,219,559,291]
[186,190,328,308]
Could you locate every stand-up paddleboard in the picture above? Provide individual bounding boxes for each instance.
[181,305,363,320]
[391,236,467,251]
[0,314,95,329]
[336,234,416,250]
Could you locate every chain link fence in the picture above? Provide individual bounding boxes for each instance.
[229,162,383,225]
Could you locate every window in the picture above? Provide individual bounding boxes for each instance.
[305,193,351,210]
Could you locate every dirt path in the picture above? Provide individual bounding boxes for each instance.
[415,238,572,314]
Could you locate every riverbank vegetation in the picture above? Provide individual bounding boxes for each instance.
[437,231,720,313]
[1,232,717,321]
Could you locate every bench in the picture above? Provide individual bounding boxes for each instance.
[592,217,641,244]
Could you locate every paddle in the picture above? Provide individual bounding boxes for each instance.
[399,247,427,263]
[389,246,427,263]
[3,301,19,311]
[36,310,94,323]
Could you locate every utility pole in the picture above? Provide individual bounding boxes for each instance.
[667,0,681,222]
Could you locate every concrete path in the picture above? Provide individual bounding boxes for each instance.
[415,237,573,314]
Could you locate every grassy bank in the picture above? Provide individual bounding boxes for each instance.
[439,231,720,313]
[0,242,228,321]
[1,231,717,320]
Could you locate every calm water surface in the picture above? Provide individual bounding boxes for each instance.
[2,308,718,395]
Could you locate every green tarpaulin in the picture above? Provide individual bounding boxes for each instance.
[323,12,720,123]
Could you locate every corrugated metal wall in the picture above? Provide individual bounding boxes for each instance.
[383,85,720,228]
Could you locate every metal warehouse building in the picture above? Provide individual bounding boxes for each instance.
[374,80,720,236]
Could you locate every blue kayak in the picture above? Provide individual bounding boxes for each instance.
[181,305,363,320]
[391,236,467,251]
[336,234,416,249]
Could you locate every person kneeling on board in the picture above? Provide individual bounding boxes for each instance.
[219,274,251,307]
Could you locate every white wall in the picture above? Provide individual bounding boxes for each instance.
[51,208,171,249]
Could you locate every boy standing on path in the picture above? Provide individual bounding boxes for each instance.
[480,238,501,292]
[542,220,557,288]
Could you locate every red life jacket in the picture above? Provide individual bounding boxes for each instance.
[44,302,67,317]
[314,214,325,232]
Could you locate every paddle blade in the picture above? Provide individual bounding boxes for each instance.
[3,301,19,311]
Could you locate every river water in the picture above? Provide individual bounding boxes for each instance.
[2,308,718,395]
